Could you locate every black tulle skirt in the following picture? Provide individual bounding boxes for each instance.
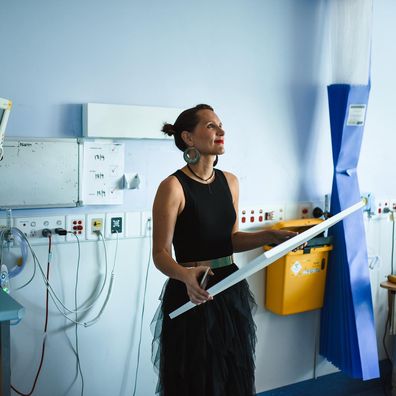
[151,264,257,396]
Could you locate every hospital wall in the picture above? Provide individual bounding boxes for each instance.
[0,0,395,394]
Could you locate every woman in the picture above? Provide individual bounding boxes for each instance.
[152,104,296,396]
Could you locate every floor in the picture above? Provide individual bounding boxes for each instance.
[257,360,392,396]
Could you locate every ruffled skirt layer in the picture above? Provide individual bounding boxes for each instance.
[151,264,257,396]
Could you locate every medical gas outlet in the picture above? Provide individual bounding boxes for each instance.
[86,214,105,240]
[239,206,285,230]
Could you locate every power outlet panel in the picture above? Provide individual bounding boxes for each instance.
[239,205,284,230]
[86,213,105,240]
[105,212,124,238]
[374,198,389,217]
[298,202,314,219]
[66,215,86,242]
[14,216,66,244]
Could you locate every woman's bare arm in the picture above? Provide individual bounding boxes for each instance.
[223,172,297,252]
[152,176,212,304]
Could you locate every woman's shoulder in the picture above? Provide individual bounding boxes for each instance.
[156,171,185,197]
[218,169,238,186]
[159,172,183,191]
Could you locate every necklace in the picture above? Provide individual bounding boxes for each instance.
[187,164,215,185]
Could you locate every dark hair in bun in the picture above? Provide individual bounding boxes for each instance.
[161,123,176,137]
[162,104,214,151]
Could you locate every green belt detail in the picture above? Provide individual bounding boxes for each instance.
[208,255,234,268]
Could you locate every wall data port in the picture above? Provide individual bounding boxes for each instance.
[111,217,122,234]
[105,212,124,238]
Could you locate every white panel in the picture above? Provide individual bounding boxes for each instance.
[125,212,142,238]
[0,138,79,208]
[82,103,182,139]
[81,142,124,205]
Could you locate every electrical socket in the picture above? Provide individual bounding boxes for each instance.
[375,198,390,217]
[86,213,105,240]
[105,212,124,238]
[14,216,66,244]
[298,202,313,219]
[125,212,142,238]
[66,215,86,242]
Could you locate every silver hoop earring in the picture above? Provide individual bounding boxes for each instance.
[183,147,200,164]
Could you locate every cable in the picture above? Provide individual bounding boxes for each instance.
[80,231,119,327]
[381,299,393,396]
[72,233,84,396]
[40,230,117,327]
[41,231,109,317]
[0,227,29,279]
[132,219,152,396]
[11,234,52,396]
[14,230,109,324]
[392,215,395,275]
[383,208,395,274]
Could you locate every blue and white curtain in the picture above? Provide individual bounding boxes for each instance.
[319,0,379,380]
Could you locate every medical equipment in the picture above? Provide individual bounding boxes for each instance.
[1,264,10,293]
[0,226,29,294]
[264,218,333,315]
[0,97,12,161]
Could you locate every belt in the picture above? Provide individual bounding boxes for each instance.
[180,255,234,269]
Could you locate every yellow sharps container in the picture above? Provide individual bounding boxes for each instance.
[264,218,333,315]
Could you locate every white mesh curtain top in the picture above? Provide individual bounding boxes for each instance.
[330,0,372,84]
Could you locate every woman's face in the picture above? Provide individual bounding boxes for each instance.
[188,109,225,156]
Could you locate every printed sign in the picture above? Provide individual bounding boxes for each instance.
[347,104,366,126]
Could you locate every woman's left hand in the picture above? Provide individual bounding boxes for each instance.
[267,230,307,251]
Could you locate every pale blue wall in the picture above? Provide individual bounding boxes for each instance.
[0,0,333,212]
[2,0,396,395]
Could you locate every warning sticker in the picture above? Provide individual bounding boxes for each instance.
[346,104,366,126]
[291,261,302,275]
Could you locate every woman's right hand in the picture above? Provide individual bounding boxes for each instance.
[182,266,214,305]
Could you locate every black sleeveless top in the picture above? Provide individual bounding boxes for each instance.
[172,169,236,263]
